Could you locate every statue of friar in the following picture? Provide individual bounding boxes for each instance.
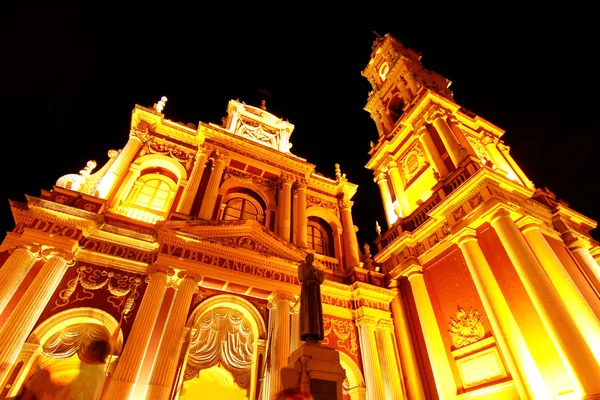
[298,253,325,342]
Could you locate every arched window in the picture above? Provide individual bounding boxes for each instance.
[223,198,259,221]
[117,172,177,223]
[388,95,405,125]
[307,217,334,257]
[221,191,265,224]
[378,61,390,82]
[133,177,172,211]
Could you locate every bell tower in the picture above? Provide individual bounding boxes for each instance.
[363,33,535,228]
[365,34,600,400]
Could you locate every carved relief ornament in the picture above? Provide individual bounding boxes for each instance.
[52,265,143,323]
[448,306,485,348]
[141,139,195,171]
[400,142,427,182]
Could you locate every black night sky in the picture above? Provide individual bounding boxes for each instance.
[1,7,599,251]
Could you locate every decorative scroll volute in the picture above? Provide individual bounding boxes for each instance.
[448,306,485,348]
[40,247,76,265]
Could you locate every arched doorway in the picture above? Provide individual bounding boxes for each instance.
[8,307,122,399]
[178,295,267,400]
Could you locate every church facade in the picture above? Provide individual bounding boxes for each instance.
[0,33,599,400]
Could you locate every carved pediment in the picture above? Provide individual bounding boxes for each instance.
[158,219,306,263]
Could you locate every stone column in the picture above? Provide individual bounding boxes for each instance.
[375,172,397,228]
[403,265,455,400]
[520,221,600,363]
[96,130,147,199]
[387,161,410,217]
[568,240,600,294]
[417,126,449,179]
[356,316,385,400]
[456,231,549,400]
[491,209,600,396]
[269,292,292,399]
[289,298,301,354]
[278,176,293,242]
[0,248,73,385]
[447,115,475,157]
[0,245,39,315]
[339,199,360,269]
[481,135,518,180]
[198,151,227,220]
[294,182,308,248]
[145,273,198,400]
[497,142,535,189]
[431,115,463,167]
[375,320,404,400]
[390,286,425,400]
[176,147,208,215]
[104,267,169,400]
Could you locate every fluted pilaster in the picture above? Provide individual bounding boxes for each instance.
[375,320,404,400]
[356,316,385,400]
[390,289,425,400]
[104,267,169,399]
[0,245,39,315]
[294,182,307,247]
[375,172,396,228]
[339,199,360,269]
[0,249,73,384]
[176,147,208,215]
[198,152,227,220]
[456,231,548,399]
[96,131,146,199]
[269,292,293,399]
[418,126,448,179]
[403,265,455,400]
[491,209,600,397]
[145,274,198,400]
[387,161,410,217]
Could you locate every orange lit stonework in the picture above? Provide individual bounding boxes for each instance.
[0,93,392,398]
[366,34,600,399]
[1,33,600,400]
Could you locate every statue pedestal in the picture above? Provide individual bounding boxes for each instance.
[288,341,346,400]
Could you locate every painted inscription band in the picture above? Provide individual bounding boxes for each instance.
[160,243,299,285]
[28,219,82,240]
[82,238,156,263]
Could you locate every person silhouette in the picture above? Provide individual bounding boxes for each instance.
[54,339,110,400]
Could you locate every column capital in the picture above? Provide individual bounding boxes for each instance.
[355,316,378,327]
[515,215,543,233]
[490,207,513,225]
[147,265,175,282]
[130,128,150,143]
[374,171,388,183]
[453,227,478,246]
[377,319,395,331]
[400,259,422,280]
[40,247,76,265]
[416,125,429,137]
[338,198,354,210]
[171,271,201,292]
[8,243,42,258]
[293,178,308,190]
[279,174,295,186]
[481,134,497,146]
[268,291,295,309]
[387,160,399,170]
